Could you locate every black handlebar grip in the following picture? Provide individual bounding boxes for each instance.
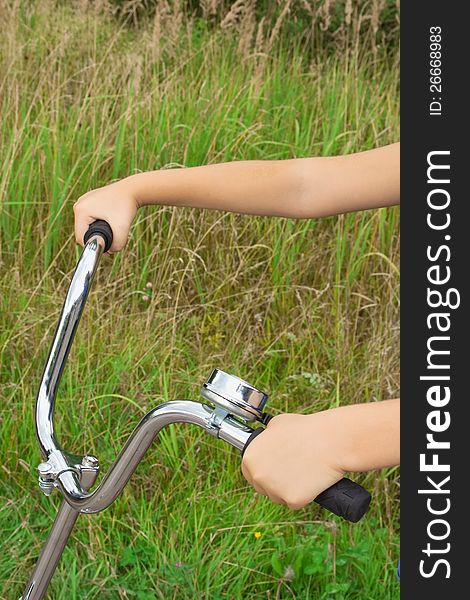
[242,428,371,523]
[314,477,371,523]
[83,220,113,253]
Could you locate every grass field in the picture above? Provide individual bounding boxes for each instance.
[0,1,400,598]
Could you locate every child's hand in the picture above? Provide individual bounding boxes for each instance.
[241,399,400,509]
[241,412,346,509]
[73,178,139,253]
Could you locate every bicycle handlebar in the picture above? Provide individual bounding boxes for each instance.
[34,224,370,523]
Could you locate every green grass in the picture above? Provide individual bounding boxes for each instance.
[0,2,399,598]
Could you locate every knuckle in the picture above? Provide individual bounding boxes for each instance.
[74,192,89,209]
[250,471,267,487]
[267,413,290,429]
[242,452,256,471]
[283,494,306,510]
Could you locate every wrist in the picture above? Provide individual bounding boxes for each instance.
[300,411,348,476]
[328,407,364,474]
[121,173,151,208]
[319,400,400,474]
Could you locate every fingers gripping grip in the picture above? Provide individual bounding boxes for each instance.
[83,220,113,253]
[242,428,371,523]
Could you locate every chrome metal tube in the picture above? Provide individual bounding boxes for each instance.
[21,463,99,600]
[56,400,252,513]
[35,237,105,458]
[21,502,81,600]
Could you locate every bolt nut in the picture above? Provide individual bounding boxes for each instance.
[38,462,55,480]
[82,455,99,468]
[38,478,55,496]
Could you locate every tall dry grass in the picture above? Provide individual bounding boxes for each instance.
[0,1,399,598]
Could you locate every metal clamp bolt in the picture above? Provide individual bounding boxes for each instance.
[38,462,56,496]
[81,455,99,469]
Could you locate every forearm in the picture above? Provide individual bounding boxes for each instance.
[300,143,400,217]
[130,160,306,217]
[126,143,400,219]
[327,398,400,473]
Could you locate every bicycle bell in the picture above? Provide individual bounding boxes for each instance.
[201,368,269,423]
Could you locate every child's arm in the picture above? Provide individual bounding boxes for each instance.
[241,399,400,509]
[74,143,399,252]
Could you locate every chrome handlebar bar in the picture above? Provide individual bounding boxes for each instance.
[36,235,105,458]
[34,235,253,513]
